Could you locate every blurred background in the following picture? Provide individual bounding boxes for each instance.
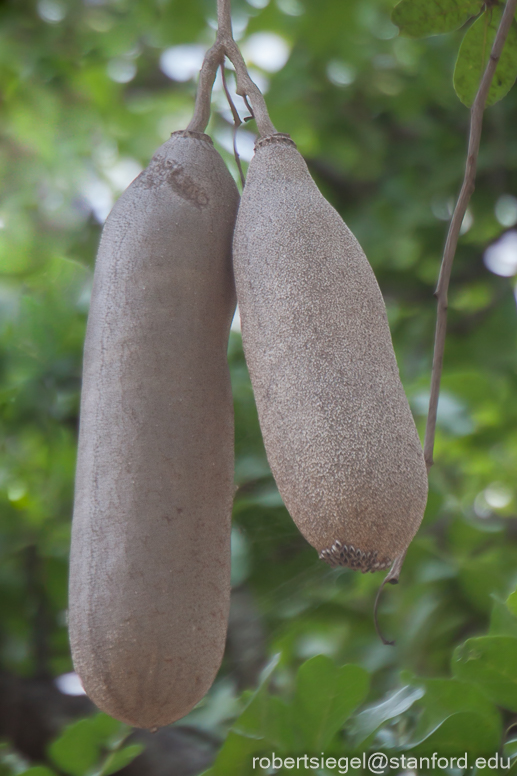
[1,0,517,773]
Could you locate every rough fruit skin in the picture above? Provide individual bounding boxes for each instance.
[69,131,239,729]
[233,134,428,573]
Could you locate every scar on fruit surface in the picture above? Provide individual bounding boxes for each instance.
[136,157,210,208]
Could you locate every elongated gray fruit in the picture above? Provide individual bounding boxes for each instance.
[69,130,239,729]
[233,134,428,573]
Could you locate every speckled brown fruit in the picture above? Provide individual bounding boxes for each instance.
[233,133,428,573]
[69,130,239,729]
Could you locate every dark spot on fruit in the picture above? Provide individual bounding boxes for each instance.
[135,156,209,207]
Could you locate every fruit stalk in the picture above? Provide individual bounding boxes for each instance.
[188,0,276,137]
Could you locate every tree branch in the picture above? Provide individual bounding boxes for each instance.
[187,0,277,137]
[423,0,517,472]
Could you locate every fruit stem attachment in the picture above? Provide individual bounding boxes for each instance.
[188,0,277,137]
[187,41,225,135]
[423,0,517,473]
[373,552,406,646]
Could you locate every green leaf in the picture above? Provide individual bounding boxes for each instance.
[293,656,369,751]
[88,714,125,745]
[232,654,295,752]
[231,653,281,738]
[405,678,501,755]
[209,732,266,776]
[232,683,276,742]
[503,736,517,759]
[48,714,129,776]
[348,684,425,748]
[48,719,101,776]
[392,0,483,38]
[99,744,144,776]
[410,712,502,756]
[235,693,294,752]
[452,636,517,711]
[19,770,57,776]
[506,588,517,618]
[454,9,517,106]
[489,596,517,637]
[265,696,295,751]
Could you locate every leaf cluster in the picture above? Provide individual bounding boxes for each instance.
[392,0,517,104]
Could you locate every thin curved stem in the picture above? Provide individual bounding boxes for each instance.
[424,0,517,472]
[220,64,246,187]
[373,552,406,646]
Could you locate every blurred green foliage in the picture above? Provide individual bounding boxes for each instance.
[0,713,141,775]
[1,0,517,773]
[46,713,142,776]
